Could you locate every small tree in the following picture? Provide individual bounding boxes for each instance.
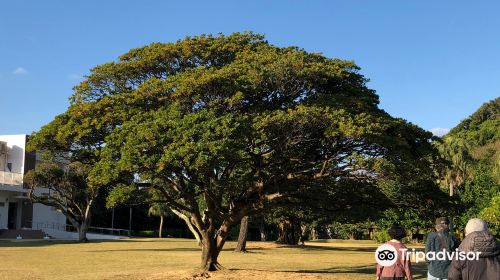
[25,158,97,242]
[25,111,105,243]
[148,203,172,238]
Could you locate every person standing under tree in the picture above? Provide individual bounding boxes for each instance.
[448,218,500,280]
[425,217,459,280]
[376,223,413,280]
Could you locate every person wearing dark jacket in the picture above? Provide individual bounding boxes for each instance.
[426,217,459,279]
[448,218,500,280]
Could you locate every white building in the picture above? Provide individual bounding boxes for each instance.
[0,135,66,232]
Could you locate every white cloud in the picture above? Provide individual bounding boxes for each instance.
[430,128,450,137]
[13,67,28,75]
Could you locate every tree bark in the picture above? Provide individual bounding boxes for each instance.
[78,218,90,242]
[170,209,228,271]
[277,217,301,245]
[78,205,92,242]
[78,226,88,242]
[234,216,249,252]
[170,209,202,245]
[200,231,226,271]
[159,215,164,238]
[168,189,261,271]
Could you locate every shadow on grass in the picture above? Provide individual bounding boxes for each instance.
[294,262,427,277]
[229,265,375,275]
[86,248,201,252]
[0,240,92,247]
[279,245,378,252]
[410,262,429,279]
[86,247,270,253]
[230,262,429,279]
[294,265,375,275]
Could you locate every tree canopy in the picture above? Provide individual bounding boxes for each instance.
[28,32,441,270]
[24,156,96,242]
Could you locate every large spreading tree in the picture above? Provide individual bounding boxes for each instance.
[31,33,439,271]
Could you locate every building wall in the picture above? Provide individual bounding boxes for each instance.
[32,203,66,228]
[0,135,27,174]
[0,193,8,229]
[30,187,67,228]
[0,135,67,231]
[0,191,66,229]
[16,200,22,228]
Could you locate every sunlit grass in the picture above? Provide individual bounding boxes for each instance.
[0,238,427,280]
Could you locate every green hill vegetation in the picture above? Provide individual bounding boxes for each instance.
[439,97,500,234]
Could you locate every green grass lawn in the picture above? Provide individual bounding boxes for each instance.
[0,238,427,280]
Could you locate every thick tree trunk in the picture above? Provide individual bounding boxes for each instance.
[158,215,164,238]
[277,217,301,245]
[78,226,88,242]
[171,205,242,271]
[234,216,249,252]
[200,232,225,271]
[78,219,90,242]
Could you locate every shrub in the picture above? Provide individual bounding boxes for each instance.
[373,230,391,243]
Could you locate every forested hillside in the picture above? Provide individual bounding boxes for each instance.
[439,97,500,234]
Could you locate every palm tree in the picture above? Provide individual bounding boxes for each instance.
[148,203,171,238]
[438,136,471,196]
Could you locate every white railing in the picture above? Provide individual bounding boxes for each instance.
[0,171,23,186]
[33,222,71,232]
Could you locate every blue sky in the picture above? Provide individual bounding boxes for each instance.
[1,1,499,136]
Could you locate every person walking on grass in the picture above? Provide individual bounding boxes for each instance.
[447,218,500,280]
[376,223,413,280]
[426,217,459,280]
